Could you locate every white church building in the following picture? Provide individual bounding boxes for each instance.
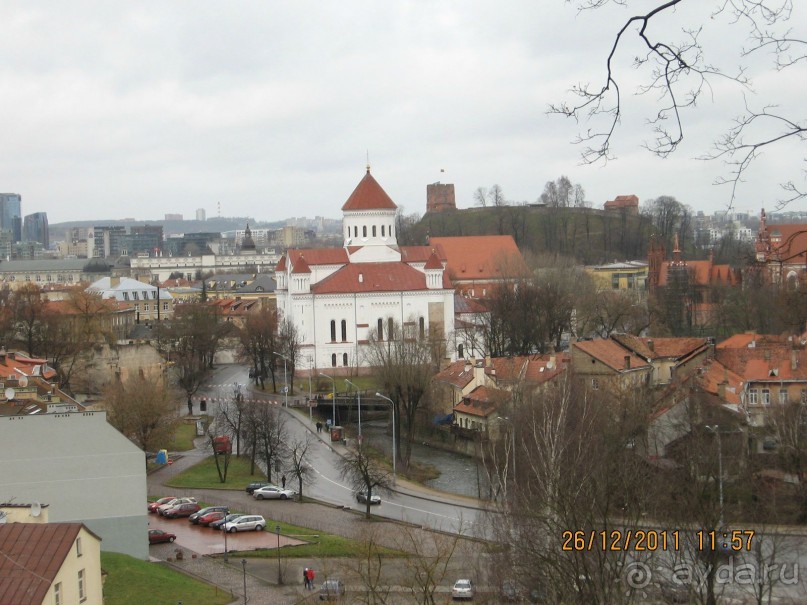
[275,169,456,374]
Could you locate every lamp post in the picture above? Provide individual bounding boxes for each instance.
[275,525,282,584]
[496,416,517,481]
[222,523,228,563]
[705,425,724,528]
[345,379,362,443]
[241,559,247,603]
[319,373,336,426]
[375,392,396,484]
[274,351,289,408]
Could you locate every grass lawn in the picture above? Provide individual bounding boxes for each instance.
[165,454,268,490]
[101,552,232,605]
[169,419,200,452]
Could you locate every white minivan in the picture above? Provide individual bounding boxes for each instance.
[223,514,266,533]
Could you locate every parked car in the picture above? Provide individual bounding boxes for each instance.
[223,514,266,533]
[245,481,271,495]
[196,510,228,527]
[356,491,381,505]
[157,497,196,516]
[319,579,346,601]
[163,502,202,519]
[148,496,176,514]
[253,485,296,500]
[188,505,229,524]
[210,514,243,530]
[452,579,475,600]
[148,529,176,544]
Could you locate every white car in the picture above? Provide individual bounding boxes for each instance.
[452,579,475,600]
[222,514,266,533]
[253,485,296,500]
[356,491,381,505]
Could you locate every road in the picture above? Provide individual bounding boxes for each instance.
[195,363,493,539]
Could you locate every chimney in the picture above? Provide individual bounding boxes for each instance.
[718,381,726,399]
[792,350,799,371]
[485,355,491,368]
[624,355,631,370]
[110,276,120,287]
[647,339,654,352]
[358,273,363,283]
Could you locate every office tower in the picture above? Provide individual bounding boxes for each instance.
[0,193,22,242]
[23,212,49,248]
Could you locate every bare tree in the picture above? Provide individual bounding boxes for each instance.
[550,0,806,209]
[102,373,180,453]
[237,306,279,390]
[285,433,316,501]
[337,443,393,518]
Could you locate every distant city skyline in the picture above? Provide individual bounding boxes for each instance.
[1,2,804,224]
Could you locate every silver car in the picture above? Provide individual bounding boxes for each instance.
[253,485,296,500]
[319,579,345,601]
[222,514,266,533]
[452,579,474,600]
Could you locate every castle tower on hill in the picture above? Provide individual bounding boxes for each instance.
[426,183,456,213]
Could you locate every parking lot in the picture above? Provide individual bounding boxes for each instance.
[147,512,308,555]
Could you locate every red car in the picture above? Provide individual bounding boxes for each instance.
[148,529,176,544]
[163,502,201,519]
[148,496,176,514]
[196,510,227,526]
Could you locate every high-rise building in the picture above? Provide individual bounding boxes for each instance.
[89,226,127,258]
[196,208,206,221]
[0,193,22,242]
[23,212,49,248]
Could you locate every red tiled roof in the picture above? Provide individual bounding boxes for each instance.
[766,224,807,264]
[291,255,311,274]
[657,260,739,287]
[429,235,529,282]
[454,296,489,314]
[312,262,450,294]
[433,360,476,389]
[611,334,709,360]
[275,255,286,271]
[400,246,444,263]
[424,250,443,270]
[341,170,398,211]
[604,195,639,209]
[522,353,570,383]
[285,248,349,266]
[453,385,507,417]
[698,360,745,405]
[0,523,84,605]
[574,339,650,372]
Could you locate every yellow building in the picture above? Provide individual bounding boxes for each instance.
[584,260,648,295]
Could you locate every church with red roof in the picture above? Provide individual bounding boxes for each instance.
[276,168,457,373]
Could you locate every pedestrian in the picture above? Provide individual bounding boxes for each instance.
[316,421,322,433]
[307,567,315,590]
[281,475,286,489]
[303,567,309,589]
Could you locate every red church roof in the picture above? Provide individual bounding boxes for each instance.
[341,169,398,212]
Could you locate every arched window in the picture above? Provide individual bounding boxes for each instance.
[354,226,358,238]
[419,317,425,337]
[330,320,336,342]
[381,225,386,237]
[331,354,337,367]
[341,319,347,341]
[343,353,348,366]
[377,318,384,340]
[387,318,394,340]
[458,343,465,359]
[363,225,367,238]
[372,225,377,237]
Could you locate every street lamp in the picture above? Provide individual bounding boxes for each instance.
[345,379,362,442]
[275,525,282,584]
[705,425,724,528]
[274,351,290,408]
[496,416,517,482]
[319,373,336,426]
[222,523,228,563]
[241,559,247,603]
[375,392,396,484]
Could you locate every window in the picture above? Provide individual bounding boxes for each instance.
[36,275,42,282]
[163,302,169,311]
[132,291,139,300]
[362,226,367,238]
[330,320,336,342]
[419,317,425,338]
[354,226,358,238]
[46,274,52,282]
[76,537,82,557]
[142,291,148,300]
[331,354,336,367]
[25,274,30,282]
[387,318,394,340]
[458,344,464,359]
[377,318,384,340]
[780,389,789,405]
[381,225,385,237]
[591,378,600,390]
[123,292,129,301]
[134,304,140,312]
[341,319,347,342]
[343,353,348,366]
[748,389,758,405]
[144,303,149,311]
[54,582,62,605]
[78,569,86,602]
[372,225,377,237]
[762,389,771,405]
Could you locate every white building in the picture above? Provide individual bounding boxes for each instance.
[275,169,455,374]
[87,276,175,322]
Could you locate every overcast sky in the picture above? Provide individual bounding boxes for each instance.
[1,1,804,225]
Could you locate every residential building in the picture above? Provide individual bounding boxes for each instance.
[23,212,49,248]
[89,225,127,258]
[584,260,649,295]
[0,522,103,605]
[0,412,148,559]
[86,276,174,323]
[0,258,112,291]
